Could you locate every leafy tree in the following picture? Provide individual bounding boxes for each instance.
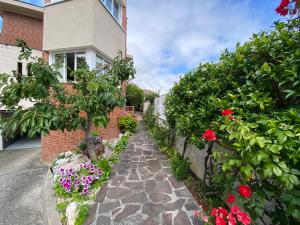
[144,91,159,104]
[0,41,135,159]
[126,83,144,111]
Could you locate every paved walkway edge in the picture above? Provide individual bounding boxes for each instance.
[43,168,62,225]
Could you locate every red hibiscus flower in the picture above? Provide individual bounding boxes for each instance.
[226,194,235,204]
[231,205,241,214]
[227,212,237,225]
[202,130,217,141]
[238,185,252,198]
[221,109,233,116]
[236,211,252,225]
[216,216,226,225]
[211,208,219,217]
[219,207,229,218]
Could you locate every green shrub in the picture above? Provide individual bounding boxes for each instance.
[74,204,90,225]
[165,18,300,224]
[144,105,156,129]
[118,115,137,133]
[115,133,129,153]
[170,153,190,180]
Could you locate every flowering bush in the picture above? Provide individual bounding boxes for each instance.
[165,17,300,224]
[56,161,103,195]
[195,186,253,225]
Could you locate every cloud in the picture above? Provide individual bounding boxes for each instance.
[127,0,280,94]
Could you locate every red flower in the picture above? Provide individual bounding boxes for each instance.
[202,130,217,141]
[226,194,235,204]
[216,216,226,225]
[211,208,219,217]
[219,207,229,218]
[276,0,292,16]
[236,211,252,225]
[228,115,235,120]
[231,205,241,214]
[221,109,233,116]
[194,210,200,217]
[238,185,252,198]
[227,212,237,225]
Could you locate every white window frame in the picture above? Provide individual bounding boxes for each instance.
[96,53,111,75]
[100,0,122,24]
[53,51,86,82]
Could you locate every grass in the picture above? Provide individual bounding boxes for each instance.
[74,204,90,225]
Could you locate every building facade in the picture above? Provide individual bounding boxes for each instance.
[0,0,128,161]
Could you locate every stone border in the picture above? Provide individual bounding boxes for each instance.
[43,168,62,225]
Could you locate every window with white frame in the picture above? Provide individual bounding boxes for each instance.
[101,0,122,23]
[54,52,86,82]
[96,54,111,75]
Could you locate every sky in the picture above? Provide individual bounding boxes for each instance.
[20,0,282,94]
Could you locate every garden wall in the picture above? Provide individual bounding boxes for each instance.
[155,95,218,180]
[41,107,125,161]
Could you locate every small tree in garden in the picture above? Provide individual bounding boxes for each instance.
[126,83,144,111]
[0,40,135,159]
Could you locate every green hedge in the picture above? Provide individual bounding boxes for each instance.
[165,19,300,224]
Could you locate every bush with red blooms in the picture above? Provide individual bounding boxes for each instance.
[195,186,253,225]
[276,0,299,16]
[165,15,300,224]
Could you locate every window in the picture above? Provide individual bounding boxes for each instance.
[17,62,22,76]
[101,0,122,23]
[96,54,111,75]
[106,0,112,11]
[27,63,32,76]
[0,16,3,33]
[54,52,86,82]
[113,0,120,21]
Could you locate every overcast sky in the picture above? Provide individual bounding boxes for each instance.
[22,0,282,94]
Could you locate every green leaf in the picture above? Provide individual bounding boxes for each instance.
[256,137,266,148]
[273,166,282,177]
[289,175,300,185]
[291,169,300,175]
[277,133,287,144]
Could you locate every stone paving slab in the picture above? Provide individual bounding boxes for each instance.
[85,123,202,225]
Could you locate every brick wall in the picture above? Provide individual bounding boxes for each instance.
[0,11,43,50]
[41,81,127,161]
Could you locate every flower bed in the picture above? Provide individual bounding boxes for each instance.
[51,133,130,225]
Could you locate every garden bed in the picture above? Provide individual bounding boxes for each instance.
[50,133,130,225]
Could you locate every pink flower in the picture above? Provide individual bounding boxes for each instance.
[194,210,200,217]
[211,208,219,217]
[216,216,226,225]
[231,205,241,214]
[227,212,237,225]
[201,215,209,222]
[226,194,235,204]
[236,211,252,225]
[219,208,228,218]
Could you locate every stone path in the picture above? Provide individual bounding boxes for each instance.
[85,123,202,225]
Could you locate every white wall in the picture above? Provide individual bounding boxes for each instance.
[0,44,42,75]
[0,44,42,111]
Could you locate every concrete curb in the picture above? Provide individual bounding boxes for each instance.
[43,168,62,225]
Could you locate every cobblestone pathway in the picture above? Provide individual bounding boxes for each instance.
[85,123,202,225]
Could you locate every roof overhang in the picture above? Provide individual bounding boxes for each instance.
[0,0,43,19]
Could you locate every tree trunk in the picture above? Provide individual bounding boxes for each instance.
[182,137,189,158]
[203,142,214,184]
[84,113,97,160]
